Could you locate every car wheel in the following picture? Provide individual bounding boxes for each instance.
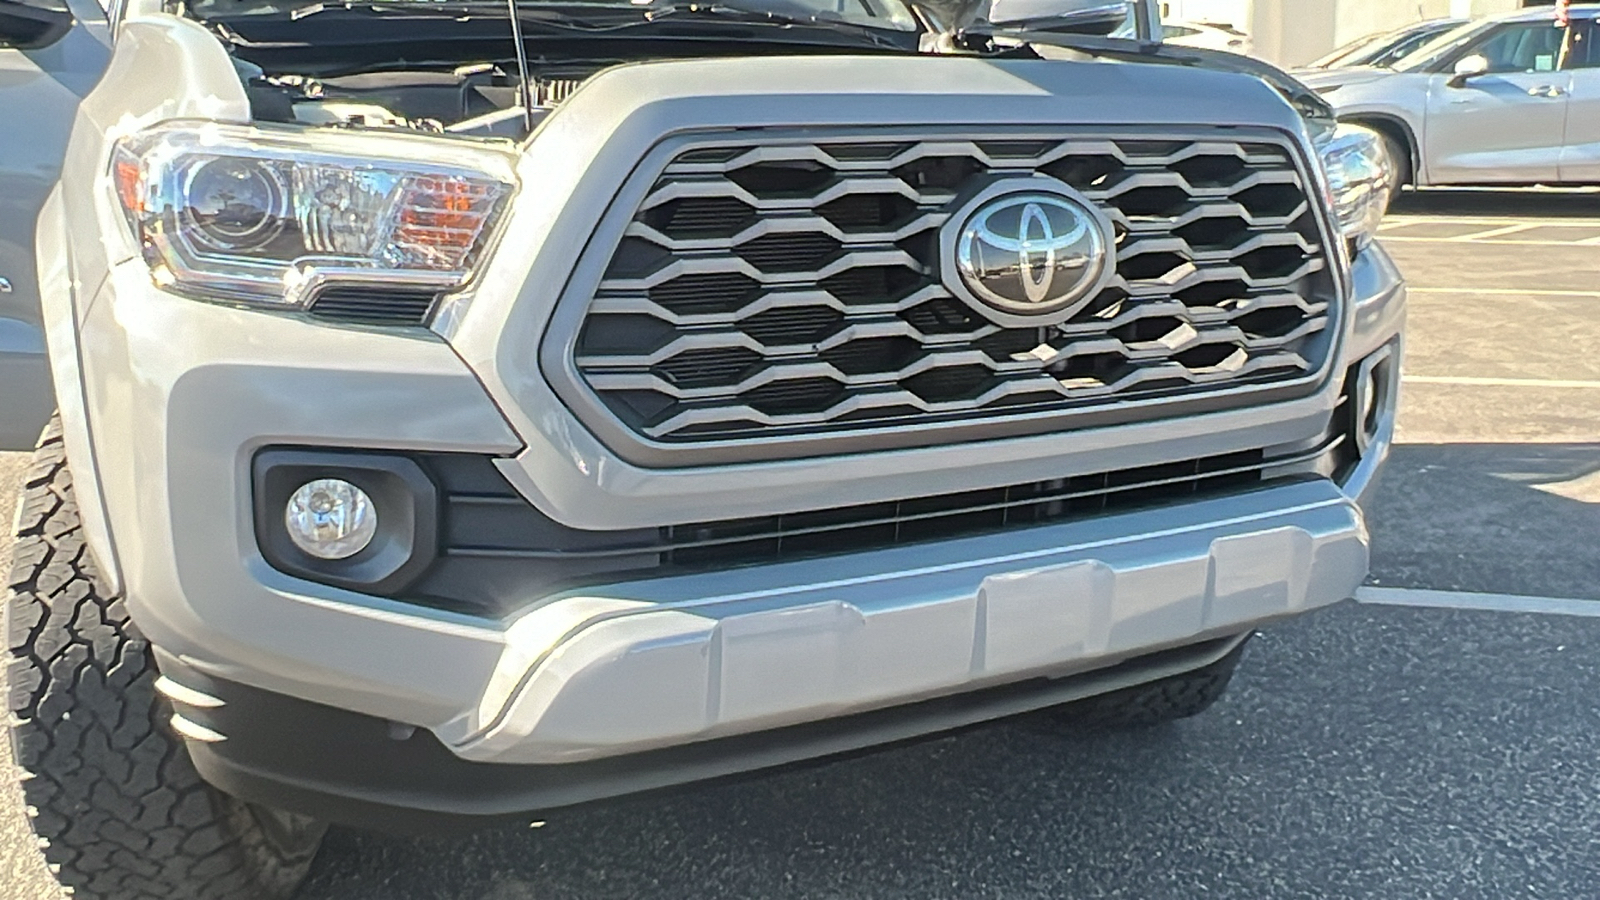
[1380,132,1413,206]
[4,415,326,900]
[1051,635,1250,729]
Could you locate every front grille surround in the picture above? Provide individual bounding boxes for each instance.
[541,125,1348,467]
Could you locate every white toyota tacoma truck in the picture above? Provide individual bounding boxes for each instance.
[0,0,1403,896]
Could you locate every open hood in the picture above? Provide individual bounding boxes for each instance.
[916,0,1153,38]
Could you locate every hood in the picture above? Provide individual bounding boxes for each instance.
[1013,31,1334,125]
[1292,65,1395,92]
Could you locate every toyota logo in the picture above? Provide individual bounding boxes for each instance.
[950,190,1112,320]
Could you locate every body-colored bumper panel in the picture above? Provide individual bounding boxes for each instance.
[446,478,1367,763]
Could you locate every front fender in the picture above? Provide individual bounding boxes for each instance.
[35,14,252,593]
[32,185,121,593]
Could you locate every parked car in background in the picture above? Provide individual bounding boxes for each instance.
[0,0,99,451]
[1299,5,1600,191]
[1304,17,1468,71]
[1162,20,1253,55]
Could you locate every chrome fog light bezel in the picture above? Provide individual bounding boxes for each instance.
[1351,341,1396,454]
[253,450,439,594]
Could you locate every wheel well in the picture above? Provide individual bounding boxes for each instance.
[1345,116,1417,186]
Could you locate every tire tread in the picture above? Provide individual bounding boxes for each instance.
[1058,637,1249,729]
[5,416,322,900]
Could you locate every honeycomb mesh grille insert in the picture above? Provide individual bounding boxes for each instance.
[573,132,1337,445]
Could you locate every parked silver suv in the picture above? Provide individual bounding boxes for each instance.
[1300,5,1600,189]
[2,0,1404,896]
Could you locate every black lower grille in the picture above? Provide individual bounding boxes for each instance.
[308,286,439,324]
[372,360,1374,618]
[659,449,1267,569]
[398,435,1346,617]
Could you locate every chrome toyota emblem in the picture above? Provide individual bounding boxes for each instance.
[950,189,1112,321]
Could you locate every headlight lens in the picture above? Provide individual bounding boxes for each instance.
[111,123,517,306]
[1316,123,1394,253]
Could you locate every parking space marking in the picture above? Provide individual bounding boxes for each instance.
[1453,222,1542,241]
[1380,235,1596,247]
[1356,586,1600,618]
[1382,216,1600,228]
[1408,287,1598,298]
[1403,375,1600,389]
[1377,210,1600,247]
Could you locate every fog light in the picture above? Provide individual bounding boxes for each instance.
[285,479,377,559]
[1352,344,1395,454]
[1360,377,1381,441]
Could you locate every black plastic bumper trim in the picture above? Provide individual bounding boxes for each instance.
[160,634,1249,836]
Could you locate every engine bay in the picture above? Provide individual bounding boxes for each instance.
[243,62,600,136]
[201,0,1328,140]
[208,1,928,139]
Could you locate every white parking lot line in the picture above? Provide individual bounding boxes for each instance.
[1355,586,1600,618]
[1382,216,1600,228]
[1403,375,1600,389]
[1453,222,1542,241]
[1408,287,1598,298]
[1379,235,1595,247]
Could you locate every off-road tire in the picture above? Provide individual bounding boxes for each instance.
[1055,636,1250,729]
[4,415,326,900]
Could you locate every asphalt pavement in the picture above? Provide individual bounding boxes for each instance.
[4,188,1600,899]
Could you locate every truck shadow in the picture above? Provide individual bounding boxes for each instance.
[1392,188,1600,219]
[294,441,1600,900]
[1365,442,1600,599]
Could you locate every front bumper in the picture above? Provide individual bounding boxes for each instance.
[73,238,1400,773]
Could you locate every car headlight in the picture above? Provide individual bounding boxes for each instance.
[1315,123,1394,254]
[111,123,517,308]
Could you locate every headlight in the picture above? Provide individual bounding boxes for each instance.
[1315,123,1394,254]
[111,123,516,307]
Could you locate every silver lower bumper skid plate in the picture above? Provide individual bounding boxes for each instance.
[440,478,1368,764]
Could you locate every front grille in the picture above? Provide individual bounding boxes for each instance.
[569,130,1338,454]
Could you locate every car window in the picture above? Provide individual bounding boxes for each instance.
[1369,29,1447,68]
[0,0,73,48]
[1309,33,1386,68]
[1566,18,1597,68]
[1392,20,1492,72]
[1468,22,1569,74]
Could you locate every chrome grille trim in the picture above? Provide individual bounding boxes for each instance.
[542,126,1346,466]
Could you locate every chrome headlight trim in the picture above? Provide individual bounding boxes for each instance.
[1316,123,1394,252]
[110,122,519,309]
